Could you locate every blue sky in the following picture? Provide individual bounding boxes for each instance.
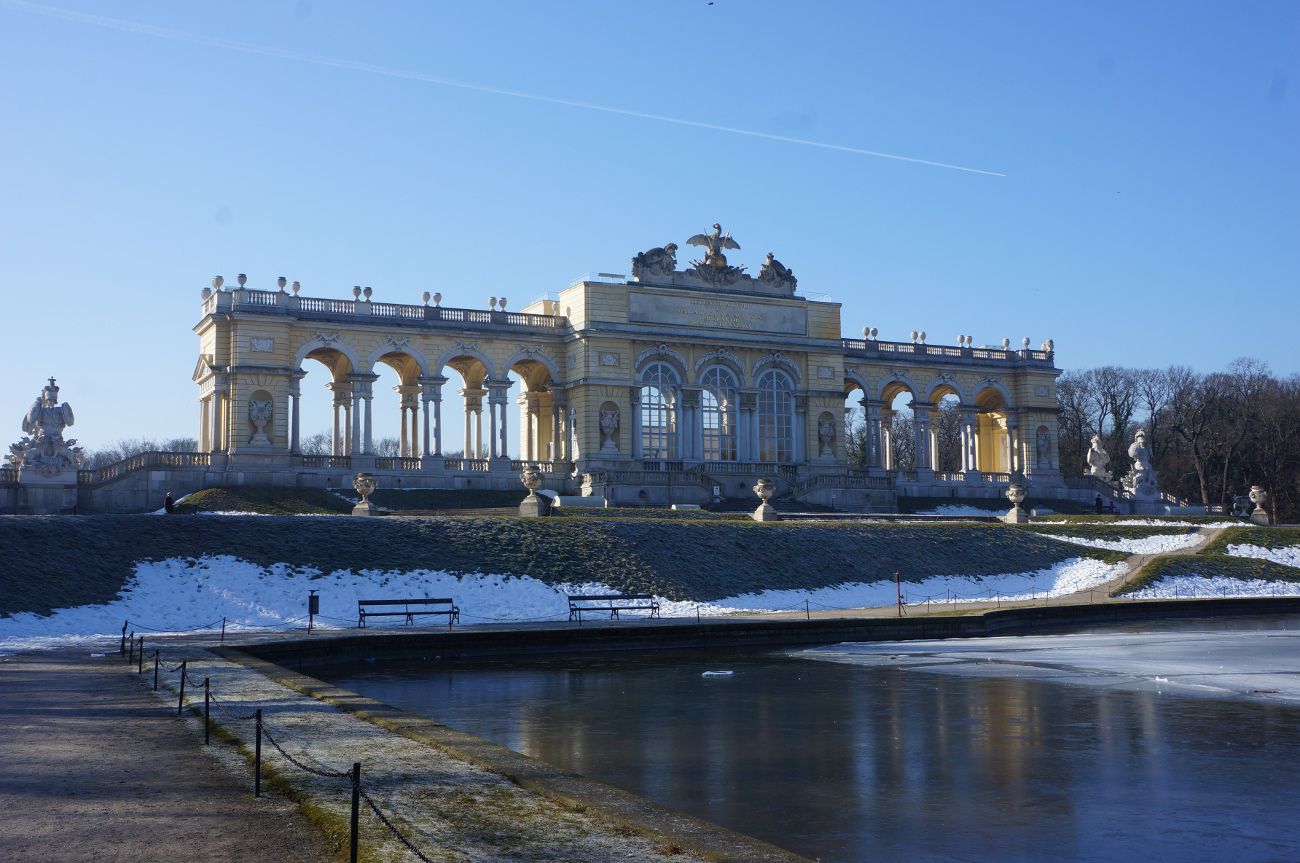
[1,0,1296,452]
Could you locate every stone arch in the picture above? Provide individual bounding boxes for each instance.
[294,336,363,378]
[843,367,872,398]
[973,379,1014,411]
[753,351,802,385]
[502,346,562,386]
[693,348,745,385]
[924,374,967,406]
[365,338,430,382]
[877,373,917,404]
[433,343,496,383]
[635,343,688,381]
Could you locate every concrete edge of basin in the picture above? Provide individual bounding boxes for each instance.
[215,646,816,863]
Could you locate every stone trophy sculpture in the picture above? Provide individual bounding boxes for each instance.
[1085,435,1111,483]
[817,417,836,460]
[631,243,678,280]
[248,398,274,446]
[599,408,620,454]
[10,377,83,480]
[1249,486,1271,526]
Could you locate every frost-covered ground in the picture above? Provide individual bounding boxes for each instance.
[1127,577,1300,600]
[1043,532,1203,555]
[799,627,1300,702]
[0,554,1124,654]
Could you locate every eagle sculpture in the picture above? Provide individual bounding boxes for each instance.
[686,223,741,270]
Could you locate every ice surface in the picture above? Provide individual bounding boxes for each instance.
[800,627,1300,702]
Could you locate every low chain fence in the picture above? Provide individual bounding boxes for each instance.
[121,636,448,863]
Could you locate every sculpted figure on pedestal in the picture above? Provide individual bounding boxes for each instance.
[248,398,274,445]
[9,377,82,477]
[631,243,678,280]
[686,223,746,285]
[599,407,620,453]
[1086,434,1111,483]
[757,252,797,291]
[1122,428,1159,499]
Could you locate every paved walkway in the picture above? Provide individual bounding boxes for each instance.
[0,647,333,863]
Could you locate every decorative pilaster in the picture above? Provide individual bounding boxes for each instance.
[629,387,643,460]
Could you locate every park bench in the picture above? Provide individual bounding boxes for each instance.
[357,598,460,628]
[566,593,660,623]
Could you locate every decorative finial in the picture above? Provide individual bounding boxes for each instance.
[910,330,918,343]
[276,276,287,291]
[421,291,431,306]
[489,296,497,310]
[291,280,300,295]
[432,292,442,307]
[212,275,224,291]
[1002,338,1011,350]
[498,297,507,310]
[862,326,870,338]
[352,285,362,299]
[236,273,247,288]
[870,327,878,339]
[919,331,927,344]
[363,286,373,301]
[1022,336,1031,349]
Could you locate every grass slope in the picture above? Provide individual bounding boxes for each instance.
[0,516,1121,618]
[1116,526,1300,594]
[185,486,351,515]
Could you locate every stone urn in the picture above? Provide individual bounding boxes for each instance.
[1249,485,1270,525]
[352,472,379,517]
[1002,482,1029,524]
[752,477,779,522]
[519,464,550,517]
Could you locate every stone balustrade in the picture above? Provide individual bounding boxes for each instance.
[842,338,1054,367]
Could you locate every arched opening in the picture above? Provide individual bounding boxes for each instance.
[442,355,491,461]
[975,387,1014,474]
[511,358,557,463]
[371,352,423,458]
[842,381,869,469]
[928,385,964,474]
[699,366,738,462]
[757,369,794,463]
[880,381,916,472]
[639,361,679,459]
[296,347,356,457]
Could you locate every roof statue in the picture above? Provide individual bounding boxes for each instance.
[685,223,746,286]
[9,377,83,478]
[628,222,797,296]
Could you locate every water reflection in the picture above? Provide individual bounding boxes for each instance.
[329,641,1300,862]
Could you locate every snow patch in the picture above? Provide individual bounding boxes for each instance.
[1227,543,1300,569]
[1043,532,1202,555]
[910,505,1002,516]
[1127,576,1300,599]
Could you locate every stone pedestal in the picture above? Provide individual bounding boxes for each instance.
[351,499,380,517]
[519,493,551,517]
[17,470,79,515]
[1000,506,1030,524]
[1001,483,1029,524]
[751,477,779,522]
[753,501,780,522]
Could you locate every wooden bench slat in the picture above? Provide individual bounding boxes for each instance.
[357,597,459,628]
[566,592,660,622]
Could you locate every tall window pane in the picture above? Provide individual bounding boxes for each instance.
[700,366,737,461]
[757,369,793,463]
[640,362,679,458]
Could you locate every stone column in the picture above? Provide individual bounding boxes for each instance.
[863,399,885,472]
[1006,418,1020,475]
[881,407,895,471]
[349,389,363,456]
[629,387,643,460]
[523,392,539,461]
[486,380,510,461]
[961,408,980,478]
[552,389,568,462]
[289,375,303,455]
[361,382,375,455]
[738,391,757,463]
[912,402,933,471]
[793,394,808,465]
[461,387,484,459]
[208,390,225,453]
[420,376,445,460]
[199,396,211,452]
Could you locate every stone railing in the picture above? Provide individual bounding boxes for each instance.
[509,459,574,474]
[206,288,567,331]
[933,471,966,482]
[78,451,211,486]
[442,457,490,472]
[791,473,893,497]
[978,472,1013,484]
[842,338,1054,367]
[587,468,708,487]
[300,455,352,469]
[373,456,423,471]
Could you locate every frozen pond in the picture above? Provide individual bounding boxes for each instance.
[327,616,1300,863]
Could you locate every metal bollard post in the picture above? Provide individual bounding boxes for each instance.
[120,620,128,656]
[153,650,160,691]
[254,709,263,798]
[804,598,810,620]
[177,661,187,716]
[127,631,135,665]
[203,678,211,745]
[221,617,227,644]
[137,636,144,674]
[350,762,362,863]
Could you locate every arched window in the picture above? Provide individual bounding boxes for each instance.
[700,366,738,461]
[757,369,794,463]
[640,362,679,459]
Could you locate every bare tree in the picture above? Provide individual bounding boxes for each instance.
[300,432,332,455]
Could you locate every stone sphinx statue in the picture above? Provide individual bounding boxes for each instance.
[1085,434,1111,483]
[1122,428,1159,500]
[631,243,678,280]
[10,377,83,478]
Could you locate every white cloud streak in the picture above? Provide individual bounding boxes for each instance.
[3,0,1006,177]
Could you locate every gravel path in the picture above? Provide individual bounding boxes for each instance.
[0,647,334,863]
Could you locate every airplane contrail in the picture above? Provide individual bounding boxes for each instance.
[3,0,1006,177]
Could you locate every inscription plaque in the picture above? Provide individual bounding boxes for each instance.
[629,291,807,336]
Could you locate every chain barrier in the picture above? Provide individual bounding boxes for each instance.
[359,788,439,863]
[258,722,353,780]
